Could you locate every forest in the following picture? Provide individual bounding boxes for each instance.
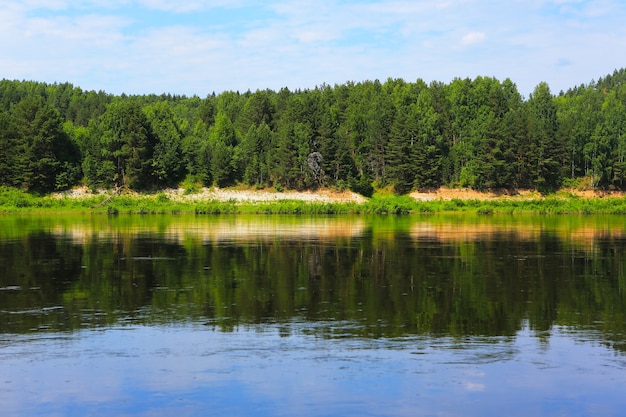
[1,68,625,196]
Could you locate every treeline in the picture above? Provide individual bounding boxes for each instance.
[1,69,625,195]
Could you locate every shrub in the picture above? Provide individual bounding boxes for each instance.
[349,176,374,198]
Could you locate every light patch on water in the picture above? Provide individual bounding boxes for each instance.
[464,382,486,392]
[1,323,626,417]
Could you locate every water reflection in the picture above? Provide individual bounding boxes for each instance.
[1,215,626,347]
[1,214,626,416]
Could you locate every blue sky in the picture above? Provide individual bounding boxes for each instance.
[1,0,624,98]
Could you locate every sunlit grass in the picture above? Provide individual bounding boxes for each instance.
[2,186,626,215]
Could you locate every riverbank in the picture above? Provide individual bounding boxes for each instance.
[54,186,369,204]
[2,186,626,215]
[55,186,626,203]
[409,187,626,201]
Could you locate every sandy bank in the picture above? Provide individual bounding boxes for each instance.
[55,187,369,204]
[409,187,626,201]
[55,186,625,203]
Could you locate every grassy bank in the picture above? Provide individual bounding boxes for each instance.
[2,186,626,215]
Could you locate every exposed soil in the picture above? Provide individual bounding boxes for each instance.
[164,187,369,204]
[409,187,625,201]
[54,186,369,204]
[54,186,625,203]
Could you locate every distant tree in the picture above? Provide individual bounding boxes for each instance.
[95,100,156,189]
[198,95,216,128]
[182,121,212,185]
[366,82,393,184]
[342,89,370,179]
[143,101,185,187]
[209,111,238,187]
[445,78,474,185]
[240,122,273,187]
[11,96,80,192]
[0,111,19,186]
[237,90,274,134]
[412,87,443,190]
[607,87,626,187]
[385,108,414,193]
[527,82,561,190]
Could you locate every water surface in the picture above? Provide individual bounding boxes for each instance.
[1,214,625,416]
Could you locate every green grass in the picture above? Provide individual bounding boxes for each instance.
[2,186,626,215]
[0,187,103,212]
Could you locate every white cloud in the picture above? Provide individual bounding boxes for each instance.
[461,31,487,46]
[137,0,204,12]
[0,0,625,96]
[365,1,436,15]
[136,0,246,13]
[20,0,68,10]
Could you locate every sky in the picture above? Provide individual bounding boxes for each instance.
[0,0,624,98]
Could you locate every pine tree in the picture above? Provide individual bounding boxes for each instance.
[0,111,19,187]
[385,109,414,193]
[527,82,561,190]
[98,100,156,189]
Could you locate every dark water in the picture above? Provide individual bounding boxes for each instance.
[1,214,626,416]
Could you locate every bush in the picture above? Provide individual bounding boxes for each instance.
[0,187,34,208]
[364,196,415,214]
[349,176,374,198]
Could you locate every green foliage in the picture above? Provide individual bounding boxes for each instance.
[349,175,374,198]
[144,101,185,186]
[363,196,416,214]
[0,187,102,212]
[0,111,20,187]
[240,122,272,187]
[181,123,211,186]
[104,100,156,189]
[0,187,36,208]
[209,112,238,187]
[181,176,202,195]
[2,70,626,194]
[3,184,626,215]
[6,95,81,192]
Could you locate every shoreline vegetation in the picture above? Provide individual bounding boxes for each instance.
[3,70,626,203]
[2,185,626,215]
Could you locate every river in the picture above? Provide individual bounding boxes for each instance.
[1,214,625,416]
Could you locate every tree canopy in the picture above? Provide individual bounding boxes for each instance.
[1,69,626,194]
